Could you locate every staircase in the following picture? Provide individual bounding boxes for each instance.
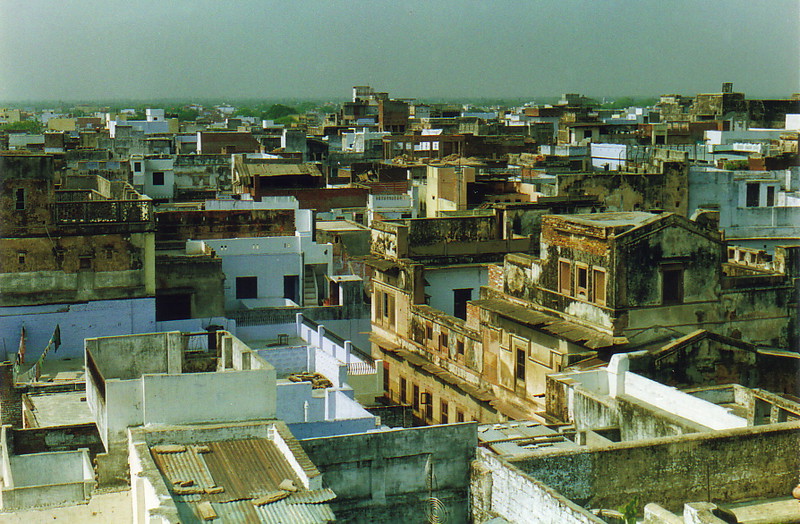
[303,268,317,306]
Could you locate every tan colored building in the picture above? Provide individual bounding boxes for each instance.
[0,153,155,307]
[368,210,799,425]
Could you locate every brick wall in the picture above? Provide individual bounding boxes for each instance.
[11,423,104,457]
[472,449,603,523]
[0,362,23,427]
[488,264,504,290]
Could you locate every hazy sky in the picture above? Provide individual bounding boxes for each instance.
[1,0,798,102]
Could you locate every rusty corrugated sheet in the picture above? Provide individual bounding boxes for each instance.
[201,439,300,501]
[286,488,336,504]
[151,445,217,493]
[150,438,336,523]
[151,438,299,502]
[197,499,335,524]
[252,499,336,524]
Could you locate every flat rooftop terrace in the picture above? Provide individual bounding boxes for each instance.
[26,390,93,427]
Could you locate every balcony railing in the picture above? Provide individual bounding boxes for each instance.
[54,199,153,225]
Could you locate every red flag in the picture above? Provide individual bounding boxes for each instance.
[18,326,26,364]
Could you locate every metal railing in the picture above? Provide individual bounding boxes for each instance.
[54,199,153,225]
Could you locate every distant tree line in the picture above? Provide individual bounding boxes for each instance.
[0,120,43,133]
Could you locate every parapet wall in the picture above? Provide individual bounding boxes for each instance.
[300,423,477,523]
[508,421,800,512]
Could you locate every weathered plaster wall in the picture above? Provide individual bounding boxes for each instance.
[510,421,800,512]
[155,209,295,242]
[0,297,156,361]
[141,370,276,426]
[0,232,155,306]
[557,164,688,216]
[300,423,477,523]
[472,448,604,524]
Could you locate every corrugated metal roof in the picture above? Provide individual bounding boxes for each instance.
[253,498,336,524]
[151,445,217,494]
[286,488,336,504]
[202,439,300,501]
[150,438,335,523]
[178,498,336,524]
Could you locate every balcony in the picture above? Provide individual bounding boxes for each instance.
[54,199,153,227]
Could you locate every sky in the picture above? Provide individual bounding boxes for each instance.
[0,0,798,102]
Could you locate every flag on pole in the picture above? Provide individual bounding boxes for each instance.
[53,325,61,353]
[18,326,26,364]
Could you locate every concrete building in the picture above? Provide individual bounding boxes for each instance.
[196,131,260,155]
[368,210,798,426]
[689,165,800,252]
[0,154,157,361]
[425,163,475,217]
[130,154,174,200]
[300,422,476,523]
[84,330,277,485]
[128,421,335,523]
[367,193,416,225]
[172,154,232,200]
[367,212,535,424]
[467,339,800,523]
[107,115,170,139]
[479,211,797,354]
[154,239,226,321]
[254,314,384,438]
[0,426,94,511]
[556,147,690,216]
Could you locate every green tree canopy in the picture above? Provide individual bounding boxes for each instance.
[0,120,43,133]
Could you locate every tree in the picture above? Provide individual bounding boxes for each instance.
[0,120,43,133]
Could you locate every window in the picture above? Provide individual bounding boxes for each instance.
[133,161,142,171]
[766,186,776,207]
[576,264,588,299]
[375,290,383,319]
[383,361,390,396]
[423,392,433,420]
[425,322,433,340]
[156,293,192,321]
[400,377,407,404]
[413,384,420,411]
[440,400,449,424]
[456,410,465,423]
[17,251,26,265]
[456,339,464,358]
[377,291,395,327]
[152,172,165,186]
[440,331,448,353]
[453,288,472,320]
[593,268,606,305]
[746,183,759,207]
[236,276,258,299]
[516,348,526,381]
[559,259,571,295]
[15,188,25,210]
[79,255,92,270]
[661,265,684,305]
